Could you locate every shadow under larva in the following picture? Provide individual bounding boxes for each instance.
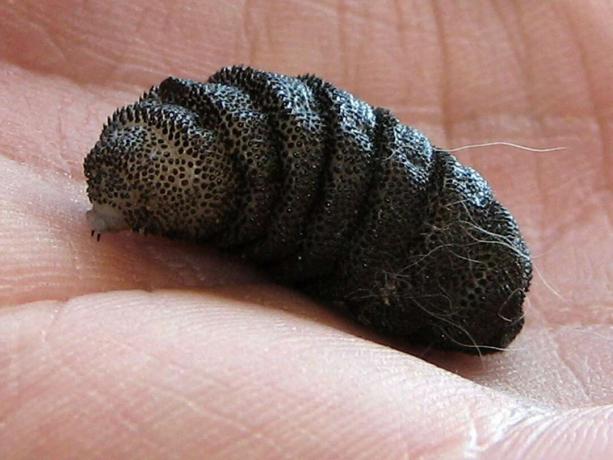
[83,65,533,354]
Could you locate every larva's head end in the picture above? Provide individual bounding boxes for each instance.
[86,203,129,234]
[84,93,238,242]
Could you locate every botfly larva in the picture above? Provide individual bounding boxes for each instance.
[84,66,532,354]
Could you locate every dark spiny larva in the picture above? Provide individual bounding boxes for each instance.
[84,65,532,354]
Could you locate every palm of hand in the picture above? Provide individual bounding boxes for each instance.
[1,2,611,458]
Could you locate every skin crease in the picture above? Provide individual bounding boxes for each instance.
[0,0,611,458]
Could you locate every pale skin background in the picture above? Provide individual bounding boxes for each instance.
[0,0,612,458]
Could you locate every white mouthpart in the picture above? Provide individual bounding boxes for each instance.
[86,203,129,233]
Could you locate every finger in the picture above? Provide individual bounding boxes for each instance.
[1,289,610,458]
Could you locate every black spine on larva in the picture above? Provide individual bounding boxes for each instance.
[85,65,533,353]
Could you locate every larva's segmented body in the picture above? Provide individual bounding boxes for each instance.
[84,66,532,353]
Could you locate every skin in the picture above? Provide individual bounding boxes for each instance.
[0,0,611,458]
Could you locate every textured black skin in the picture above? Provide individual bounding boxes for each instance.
[84,65,533,354]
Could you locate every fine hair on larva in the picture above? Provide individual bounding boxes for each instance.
[83,65,533,354]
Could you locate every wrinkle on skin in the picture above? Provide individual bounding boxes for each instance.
[0,0,611,458]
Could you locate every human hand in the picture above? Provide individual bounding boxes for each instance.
[1,1,611,458]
